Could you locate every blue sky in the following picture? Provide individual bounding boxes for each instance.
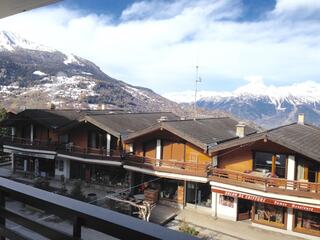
[60,0,277,21]
[1,0,320,95]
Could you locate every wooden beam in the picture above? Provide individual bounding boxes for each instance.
[271,155,276,176]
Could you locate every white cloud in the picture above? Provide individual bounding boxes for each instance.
[271,0,320,19]
[0,0,320,95]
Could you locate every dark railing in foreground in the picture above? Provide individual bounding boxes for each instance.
[0,177,195,240]
[210,168,320,199]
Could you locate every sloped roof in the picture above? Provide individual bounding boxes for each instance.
[0,109,125,130]
[124,117,257,150]
[84,112,179,137]
[209,123,320,162]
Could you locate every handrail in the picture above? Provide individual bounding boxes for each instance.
[1,136,123,158]
[210,168,320,198]
[125,154,210,176]
[0,177,194,240]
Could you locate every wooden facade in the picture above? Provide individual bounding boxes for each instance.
[131,129,212,164]
[216,139,320,183]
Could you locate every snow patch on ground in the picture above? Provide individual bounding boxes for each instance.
[0,75,97,101]
[123,86,153,100]
[33,71,47,76]
[64,53,84,66]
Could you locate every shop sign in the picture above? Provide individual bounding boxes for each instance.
[212,188,320,213]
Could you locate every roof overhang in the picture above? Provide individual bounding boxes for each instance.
[0,0,60,19]
[209,133,320,162]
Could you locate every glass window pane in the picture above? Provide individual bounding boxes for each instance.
[254,152,273,173]
[275,154,286,178]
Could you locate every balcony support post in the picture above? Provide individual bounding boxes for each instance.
[106,133,111,156]
[287,155,295,190]
[11,127,15,142]
[271,155,276,176]
[73,217,82,239]
[156,139,161,166]
[30,124,34,144]
[11,153,15,174]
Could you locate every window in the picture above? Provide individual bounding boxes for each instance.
[55,160,64,172]
[254,152,286,178]
[296,158,319,183]
[219,195,234,208]
[254,202,286,227]
[275,154,286,178]
[254,152,273,173]
[295,210,320,236]
[59,134,69,144]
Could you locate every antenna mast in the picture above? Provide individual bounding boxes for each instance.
[194,66,201,119]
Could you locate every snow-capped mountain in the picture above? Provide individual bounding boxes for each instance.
[165,79,320,128]
[0,31,181,113]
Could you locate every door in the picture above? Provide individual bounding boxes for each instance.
[237,199,253,221]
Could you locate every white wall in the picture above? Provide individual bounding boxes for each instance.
[55,159,70,181]
[287,155,295,181]
[212,192,238,221]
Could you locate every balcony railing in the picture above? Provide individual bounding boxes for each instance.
[125,155,210,177]
[1,136,123,161]
[1,136,58,151]
[210,168,320,199]
[0,177,194,240]
[57,144,123,161]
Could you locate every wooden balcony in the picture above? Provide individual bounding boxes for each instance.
[1,136,58,151]
[125,155,210,177]
[1,136,123,162]
[57,144,123,161]
[210,168,320,199]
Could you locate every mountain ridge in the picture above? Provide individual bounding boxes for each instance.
[165,79,320,128]
[0,30,184,115]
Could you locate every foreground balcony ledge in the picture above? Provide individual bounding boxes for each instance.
[124,156,210,178]
[210,168,320,200]
[0,177,196,240]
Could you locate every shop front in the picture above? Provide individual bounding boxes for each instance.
[186,182,211,208]
[294,210,320,237]
[212,188,320,237]
[253,202,286,229]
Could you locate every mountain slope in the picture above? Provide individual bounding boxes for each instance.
[165,79,320,128]
[0,31,181,113]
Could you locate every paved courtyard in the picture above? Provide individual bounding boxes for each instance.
[169,208,309,240]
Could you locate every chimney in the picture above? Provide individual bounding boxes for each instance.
[100,104,106,110]
[298,113,304,125]
[236,122,246,138]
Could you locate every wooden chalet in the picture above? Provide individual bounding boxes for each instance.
[123,117,256,209]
